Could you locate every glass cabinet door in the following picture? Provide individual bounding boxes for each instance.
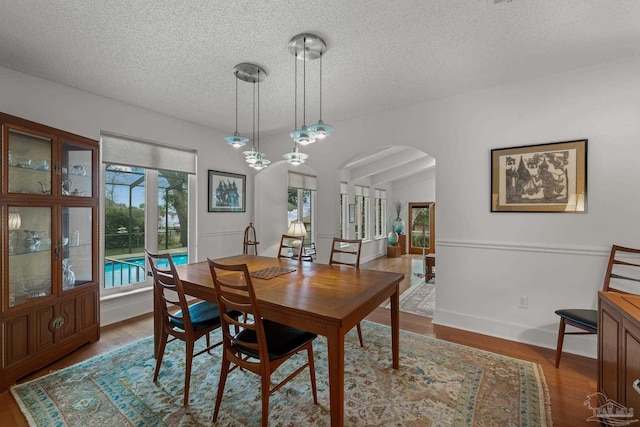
[62,207,93,290]
[7,128,53,195]
[7,206,52,308]
[61,142,93,198]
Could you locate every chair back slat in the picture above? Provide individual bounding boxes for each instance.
[329,237,362,269]
[146,250,192,333]
[278,234,305,261]
[603,245,640,294]
[208,260,268,371]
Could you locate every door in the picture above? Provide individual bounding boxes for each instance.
[408,202,435,255]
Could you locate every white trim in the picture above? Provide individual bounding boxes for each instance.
[437,239,608,257]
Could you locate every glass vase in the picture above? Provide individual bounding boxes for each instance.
[393,217,404,234]
[388,231,399,247]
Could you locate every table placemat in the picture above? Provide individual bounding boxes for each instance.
[250,266,297,280]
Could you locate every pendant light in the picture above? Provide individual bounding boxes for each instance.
[225,74,250,148]
[249,68,270,170]
[308,49,334,139]
[289,33,325,146]
[229,63,266,164]
[284,38,309,165]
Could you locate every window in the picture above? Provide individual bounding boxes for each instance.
[101,132,196,295]
[340,182,348,239]
[374,189,386,238]
[288,172,317,249]
[354,185,369,240]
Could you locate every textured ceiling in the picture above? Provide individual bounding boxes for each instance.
[0,0,639,140]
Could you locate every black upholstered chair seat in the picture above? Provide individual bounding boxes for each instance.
[171,301,240,332]
[555,309,597,330]
[233,320,317,361]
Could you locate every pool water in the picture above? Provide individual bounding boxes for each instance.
[105,253,188,287]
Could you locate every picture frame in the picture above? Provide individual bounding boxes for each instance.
[491,139,587,213]
[349,204,355,223]
[208,170,246,212]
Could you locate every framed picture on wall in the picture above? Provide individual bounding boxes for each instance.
[349,204,355,223]
[208,170,246,212]
[491,139,587,213]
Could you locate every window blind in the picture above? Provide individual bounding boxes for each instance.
[101,131,197,174]
[288,172,317,190]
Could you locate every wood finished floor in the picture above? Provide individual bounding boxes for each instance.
[0,254,596,426]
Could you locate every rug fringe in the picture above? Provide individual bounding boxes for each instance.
[536,363,554,427]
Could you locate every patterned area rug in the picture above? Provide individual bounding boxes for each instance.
[11,321,552,426]
[385,279,436,317]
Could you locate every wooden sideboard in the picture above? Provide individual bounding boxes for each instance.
[598,291,640,412]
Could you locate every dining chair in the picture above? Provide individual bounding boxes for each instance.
[207,259,318,426]
[329,237,365,346]
[554,244,640,367]
[301,242,317,262]
[277,234,305,261]
[146,250,240,405]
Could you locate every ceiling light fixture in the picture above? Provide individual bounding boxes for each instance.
[225,73,249,148]
[229,63,269,169]
[288,33,328,146]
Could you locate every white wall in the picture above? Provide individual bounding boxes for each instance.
[259,55,640,358]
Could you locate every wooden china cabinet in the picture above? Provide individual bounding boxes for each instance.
[0,113,100,391]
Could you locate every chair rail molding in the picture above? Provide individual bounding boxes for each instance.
[437,239,609,257]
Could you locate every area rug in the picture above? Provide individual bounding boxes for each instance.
[385,279,436,317]
[11,321,552,426]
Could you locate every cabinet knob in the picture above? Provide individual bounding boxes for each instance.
[51,316,65,330]
[634,379,640,395]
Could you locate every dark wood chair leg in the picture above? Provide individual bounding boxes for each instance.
[213,358,231,422]
[153,332,168,382]
[183,341,194,405]
[307,344,318,404]
[555,318,566,368]
[356,322,365,347]
[261,375,271,427]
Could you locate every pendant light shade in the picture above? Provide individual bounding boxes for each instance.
[283,145,309,166]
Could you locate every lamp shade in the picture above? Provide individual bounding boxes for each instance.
[8,212,21,230]
[287,221,307,238]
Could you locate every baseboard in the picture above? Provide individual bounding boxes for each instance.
[432,308,597,360]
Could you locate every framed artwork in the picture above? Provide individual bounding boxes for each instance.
[349,204,355,223]
[491,139,587,213]
[208,170,246,212]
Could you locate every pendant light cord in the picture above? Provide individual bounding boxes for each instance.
[257,71,260,151]
[303,36,306,127]
[234,77,239,132]
[319,51,323,121]
[294,44,298,132]
[252,79,256,149]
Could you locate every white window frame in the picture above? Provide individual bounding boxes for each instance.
[374,188,386,238]
[100,133,196,297]
[355,185,370,241]
[340,182,348,239]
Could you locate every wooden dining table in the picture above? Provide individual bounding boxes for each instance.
[166,254,403,427]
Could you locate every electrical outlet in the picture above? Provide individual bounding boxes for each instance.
[518,295,528,309]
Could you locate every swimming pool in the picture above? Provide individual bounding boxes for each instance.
[105,252,188,287]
